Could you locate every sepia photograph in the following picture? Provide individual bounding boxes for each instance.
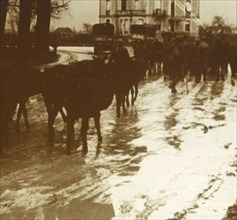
[0,0,236,219]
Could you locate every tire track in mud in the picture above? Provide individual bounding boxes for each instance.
[1,50,80,155]
[165,78,236,143]
[1,61,236,219]
[129,77,205,152]
[102,79,209,219]
[1,49,92,155]
[169,175,224,220]
[34,49,89,70]
[117,76,236,220]
[0,76,203,217]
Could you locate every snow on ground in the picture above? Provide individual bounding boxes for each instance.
[1,47,236,220]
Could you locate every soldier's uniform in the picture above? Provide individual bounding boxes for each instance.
[167,36,183,93]
[133,41,149,63]
[110,40,130,64]
[193,37,210,82]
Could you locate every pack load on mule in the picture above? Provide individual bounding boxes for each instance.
[130,24,156,74]
[228,34,237,77]
[42,59,115,154]
[161,32,196,93]
[0,64,67,149]
[92,22,115,54]
[42,55,147,154]
[1,65,42,132]
[199,29,237,79]
[130,24,156,42]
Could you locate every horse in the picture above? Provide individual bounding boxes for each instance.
[43,59,115,153]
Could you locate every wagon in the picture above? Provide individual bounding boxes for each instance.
[92,23,115,54]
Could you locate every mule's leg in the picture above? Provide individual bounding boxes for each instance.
[213,63,220,81]
[133,83,139,104]
[169,76,178,93]
[195,68,201,83]
[122,93,127,113]
[94,113,102,143]
[221,62,228,80]
[59,107,67,122]
[1,117,9,149]
[126,90,130,107]
[230,61,236,78]
[81,117,89,153]
[115,93,121,118]
[158,62,161,75]
[48,105,58,139]
[131,86,135,105]
[15,103,22,132]
[203,67,207,81]
[21,102,30,130]
[44,98,52,132]
[66,114,75,154]
[152,62,156,75]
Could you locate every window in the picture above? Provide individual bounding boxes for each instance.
[185,0,191,17]
[122,0,127,11]
[106,0,110,15]
[185,20,190,32]
[120,19,123,34]
[170,20,175,31]
[155,0,161,9]
[106,0,111,10]
[156,20,161,30]
[134,0,139,10]
[138,19,144,24]
[155,9,161,16]
[171,0,175,16]
[124,19,129,34]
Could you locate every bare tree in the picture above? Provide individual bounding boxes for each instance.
[51,0,70,19]
[35,0,51,55]
[5,0,70,60]
[0,0,8,44]
[34,0,70,56]
[211,16,232,34]
[82,23,92,34]
[18,0,33,62]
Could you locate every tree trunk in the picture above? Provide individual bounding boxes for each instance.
[18,0,33,62]
[0,0,8,46]
[35,0,51,57]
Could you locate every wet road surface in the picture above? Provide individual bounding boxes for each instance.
[1,47,236,220]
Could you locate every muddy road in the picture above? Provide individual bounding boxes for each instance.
[1,47,236,220]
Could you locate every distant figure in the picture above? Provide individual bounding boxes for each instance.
[193,36,210,82]
[167,36,183,93]
[133,40,149,63]
[110,39,130,64]
[51,39,58,55]
[210,35,229,80]
[228,43,237,77]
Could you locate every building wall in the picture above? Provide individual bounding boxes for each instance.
[99,0,200,36]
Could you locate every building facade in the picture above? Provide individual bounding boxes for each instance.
[99,0,201,36]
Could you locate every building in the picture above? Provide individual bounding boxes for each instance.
[53,27,74,39]
[99,0,201,36]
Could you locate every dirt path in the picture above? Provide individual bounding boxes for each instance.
[1,49,236,220]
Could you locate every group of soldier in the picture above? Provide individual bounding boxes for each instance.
[108,32,236,93]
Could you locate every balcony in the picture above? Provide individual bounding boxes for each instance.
[152,9,167,19]
[153,9,161,16]
[169,15,186,21]
[116,10,146,16]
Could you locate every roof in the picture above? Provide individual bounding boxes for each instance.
[92,23,114,36]
[54,27,74,33]
[130,24,156,37]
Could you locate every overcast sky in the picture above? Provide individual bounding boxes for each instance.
[51,0,237,31]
